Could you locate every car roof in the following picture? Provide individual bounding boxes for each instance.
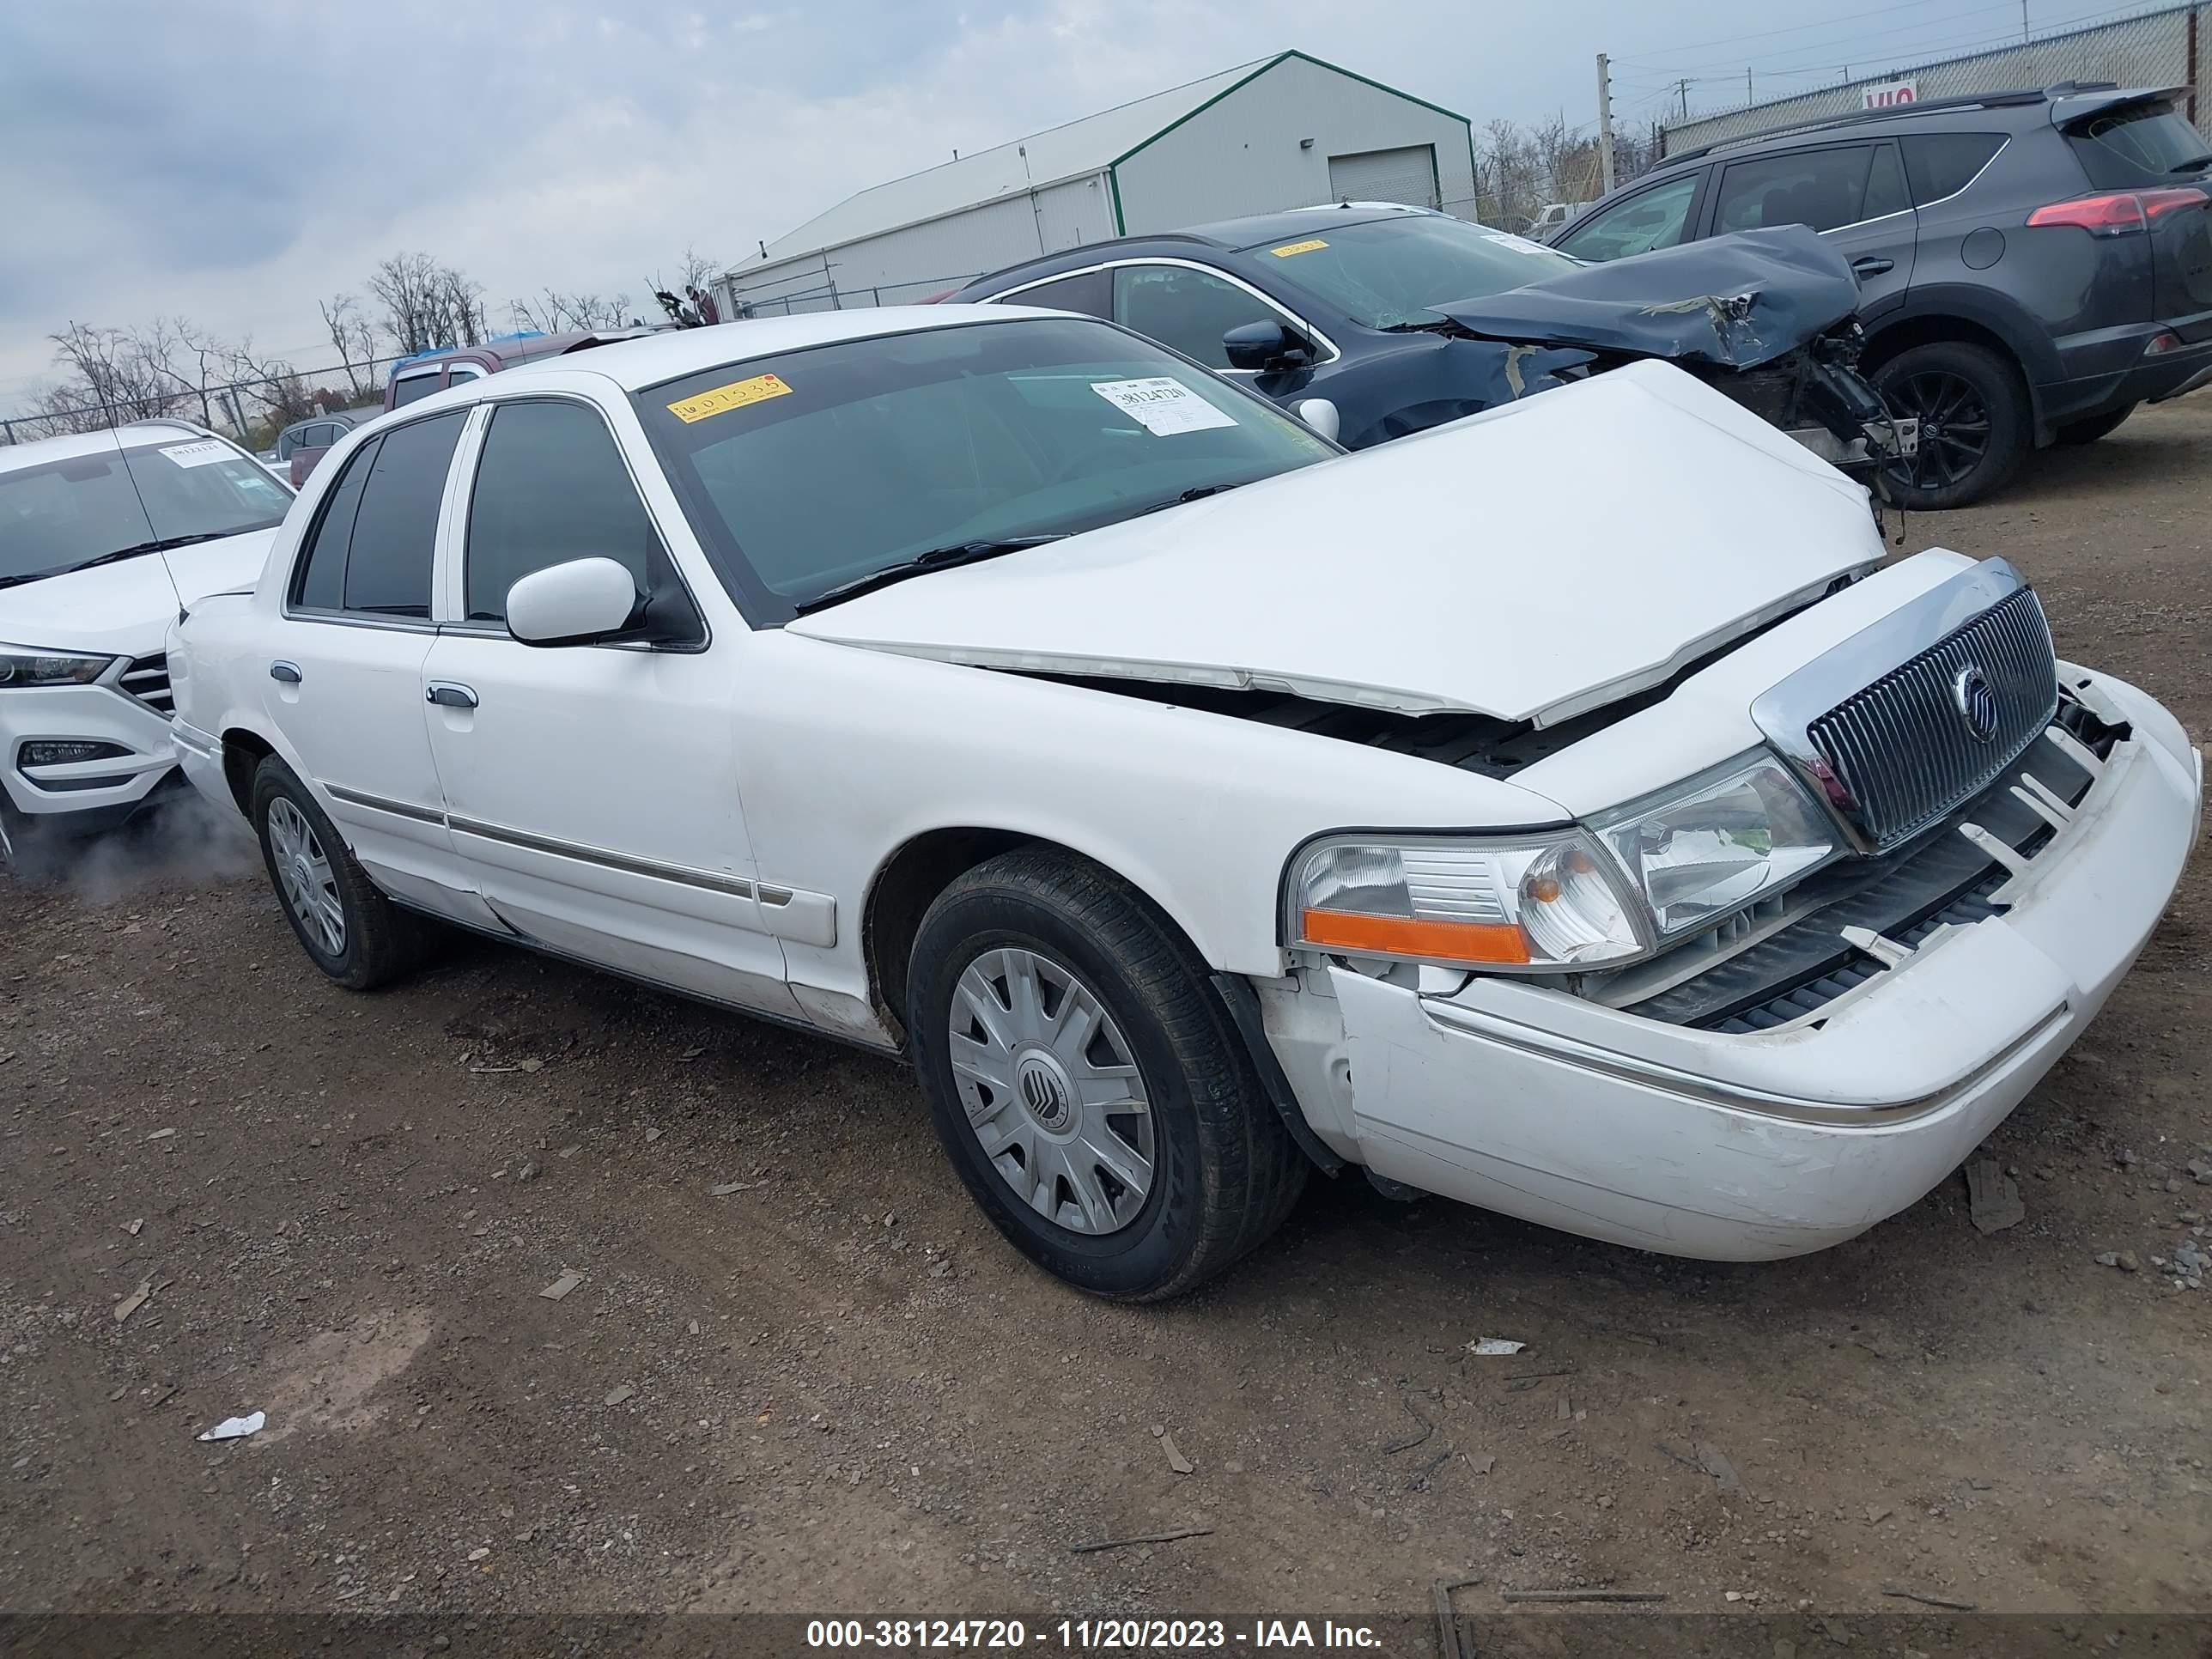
[0,419,212,475]
[957,203,1436,295]
[487,307,1068,392]
[1645,82,2179,177]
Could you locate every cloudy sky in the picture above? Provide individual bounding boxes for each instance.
[0,0,2140,409]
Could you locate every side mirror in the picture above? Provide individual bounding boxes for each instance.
[1293,398,1340,443]
[1222,319,1314,374]
[507,557,642,647]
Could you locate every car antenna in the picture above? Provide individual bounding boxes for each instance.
[106,422,186,615]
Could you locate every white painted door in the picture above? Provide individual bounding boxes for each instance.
[263,410,495,926]
[1327,145,1441,210]
[421,396,802,1018]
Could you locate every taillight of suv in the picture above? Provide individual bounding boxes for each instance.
[2026,186,2209,235]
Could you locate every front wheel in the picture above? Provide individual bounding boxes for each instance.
[907,848,1306,1300]
[251,757,437,990]
[1873,340,2031,510]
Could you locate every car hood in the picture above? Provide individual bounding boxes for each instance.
[0,528,276,658]
[1433,226,1864,370]
[788,362,1882,728]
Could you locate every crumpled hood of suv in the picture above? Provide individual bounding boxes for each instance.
[1433,226,1865,371]
[790,362,1882,728]
[0,528,276,659]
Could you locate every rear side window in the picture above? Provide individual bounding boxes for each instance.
[2067,102,2212,187]
[1553,173,1701,261]
[289,412,464,617]
[1901,134,2006,204]
[464,401,666,622]
[996,270,1111,318]
[1713,143,1903,234]
[390,369,444,408]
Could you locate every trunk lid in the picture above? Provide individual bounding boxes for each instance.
[789,362,1882,728]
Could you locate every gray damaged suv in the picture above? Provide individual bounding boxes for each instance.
[1555,83,2212,507]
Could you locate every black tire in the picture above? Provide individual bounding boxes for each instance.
[2053,403,2136,446]
[250,756,436,990]
[1873,339,2032,510]
[907,848,1306,1301]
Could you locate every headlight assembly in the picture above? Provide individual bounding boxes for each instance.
[1589,751,1840,939]
[1286,831,1647,971]
[0,645,118,688]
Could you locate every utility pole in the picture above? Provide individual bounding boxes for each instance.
[1595,52,1617,196]
[1674,77,1691,121]
[1746,66,1754,106]
[2021,1,2031,43]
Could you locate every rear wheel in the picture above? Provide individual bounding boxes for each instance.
[2053,403,2136,446]
[1874,340,2031,509]
[907,848,1306,1300]
[251,757,436,989]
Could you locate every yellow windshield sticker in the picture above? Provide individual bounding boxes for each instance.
[1268,238,1328,257]
[667,373,793,422]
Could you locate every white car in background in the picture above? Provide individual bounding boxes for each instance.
[166,307,2200,1299]
[0,420,293,863]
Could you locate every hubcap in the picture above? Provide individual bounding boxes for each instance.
[266,797,345,957]
[1881,368,1992,495]
[946,946,1155,1236]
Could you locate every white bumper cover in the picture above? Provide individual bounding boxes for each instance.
[0,678,179,829]
[1326,670,2201,1261]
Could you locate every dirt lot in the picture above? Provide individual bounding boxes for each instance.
[2,398,2209,1630]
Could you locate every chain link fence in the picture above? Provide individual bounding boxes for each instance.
[2,352,421,449]
[724,273,985,319]
[1663,2,2207,155]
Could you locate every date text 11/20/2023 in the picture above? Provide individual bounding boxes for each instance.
[804,1619,1384,1649]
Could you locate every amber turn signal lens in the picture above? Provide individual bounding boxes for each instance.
[1300,908,1534,965]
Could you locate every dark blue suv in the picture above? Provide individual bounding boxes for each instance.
[1554,83,2212,507]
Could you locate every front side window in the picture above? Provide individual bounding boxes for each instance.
[1554,173,1702,261]
[465,401,668,622]
[637,317,1334,616]
[1713,144,1900,234]
[289,411,464,617]
[1112,266,1290,368]
[0,435,289,591]
[1252,215,1580,329]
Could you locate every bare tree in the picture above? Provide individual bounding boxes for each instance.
[367,252,487,355]
[42,322,190,429]
[319,294,380,402]
[507,289,632,334]
[648,246,723,326]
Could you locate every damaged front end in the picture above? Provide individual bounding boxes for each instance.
[1434,226,1916,483]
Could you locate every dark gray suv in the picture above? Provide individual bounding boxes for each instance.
[1555,83,2212,507]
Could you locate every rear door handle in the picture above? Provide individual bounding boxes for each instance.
[426,682,478,710]
[1850,257,1894,276]
[269,660,301,684]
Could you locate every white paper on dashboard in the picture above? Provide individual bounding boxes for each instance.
[1088,378,1237,435]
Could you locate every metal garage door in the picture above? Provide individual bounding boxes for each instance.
[1327,145,1441,210]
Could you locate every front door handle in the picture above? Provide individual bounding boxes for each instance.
[426,682,479,710]
[269,660,301,684]
[1850,257,1894,276]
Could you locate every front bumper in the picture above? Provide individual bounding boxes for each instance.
[0,673,181,836]
[1313,668,2200,1261]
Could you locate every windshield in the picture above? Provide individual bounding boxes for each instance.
[0,435,290,586]
[1252,215,1581,329]
[638,317,1336,613]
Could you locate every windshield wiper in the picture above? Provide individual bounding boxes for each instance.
[793,535,1066,614]
[0,533,230,591]
[1132,482,1249,519]
[1380,318,1457,333]
[2169,154,2212,173]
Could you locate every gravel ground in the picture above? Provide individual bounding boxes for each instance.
[2,397,2208,1626]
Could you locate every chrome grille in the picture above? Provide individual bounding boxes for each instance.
[1805,586,2056,851]
[118,653,174,717]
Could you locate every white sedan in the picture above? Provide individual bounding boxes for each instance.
[167,306,2201,1299]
